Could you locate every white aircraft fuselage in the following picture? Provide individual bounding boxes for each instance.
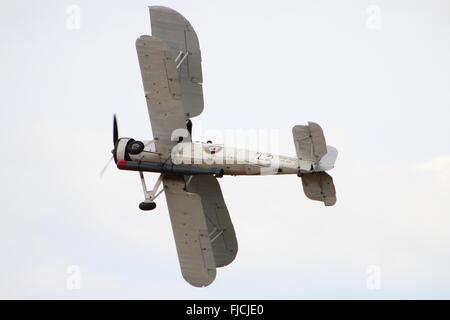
[118,139,336,176]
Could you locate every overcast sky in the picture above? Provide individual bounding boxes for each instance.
[1,0,449,299]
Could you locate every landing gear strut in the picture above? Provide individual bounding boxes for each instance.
[138,172,164,212]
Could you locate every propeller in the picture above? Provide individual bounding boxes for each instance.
[100,114,119,177]
[99,155,114,177]
[113,114,119,145]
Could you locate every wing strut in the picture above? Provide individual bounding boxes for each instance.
[175,50,189,69]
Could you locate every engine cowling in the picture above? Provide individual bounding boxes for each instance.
[114,138,145,162]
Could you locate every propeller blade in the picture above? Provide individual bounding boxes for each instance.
[100,155,114,177]
[113,114,119,145]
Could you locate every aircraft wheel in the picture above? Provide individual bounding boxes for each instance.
[139,202,157,211]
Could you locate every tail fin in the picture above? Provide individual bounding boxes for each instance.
[293,122,337,206]
[317,145,338,171]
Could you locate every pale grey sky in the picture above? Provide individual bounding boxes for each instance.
[1,0,449,299]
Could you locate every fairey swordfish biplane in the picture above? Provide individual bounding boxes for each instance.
[110,7,338,287]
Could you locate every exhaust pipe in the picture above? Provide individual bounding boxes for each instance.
[117,160,224,178]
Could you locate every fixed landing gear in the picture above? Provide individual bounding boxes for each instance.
[139,201,157,211]
[138,172,164,212]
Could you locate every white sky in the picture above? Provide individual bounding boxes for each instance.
[0,0,449,299]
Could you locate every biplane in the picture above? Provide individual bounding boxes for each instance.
[110,6,337,287]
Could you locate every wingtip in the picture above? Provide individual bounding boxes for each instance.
[149,6,179,15]
[183,273,216,288]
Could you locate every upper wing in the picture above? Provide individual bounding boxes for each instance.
[150,6,204,119]
[186,175,238,267]
[163,174,216,287]
[136,35,189,158]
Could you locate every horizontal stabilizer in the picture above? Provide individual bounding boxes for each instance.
[301,172,336,206]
